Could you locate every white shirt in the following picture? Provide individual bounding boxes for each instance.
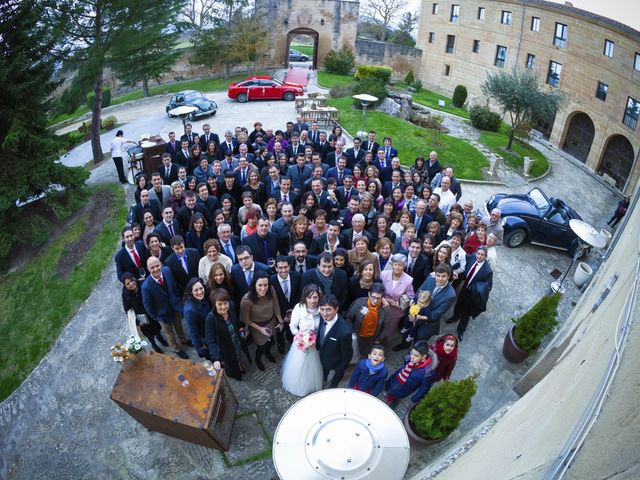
[434,187,456,215]
[110,136,129,158]
[467,260,485,284]
[278,275,291,301]
[322,315,339,339]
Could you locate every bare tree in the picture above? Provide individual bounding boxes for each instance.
[362,0,407,39]
[181,0,218,28]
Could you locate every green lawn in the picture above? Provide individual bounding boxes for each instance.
[406,85,470,119]
[49,72,270,127]
[290,43,314,57]
[479,125,549,177]
[328,96,488,180]
[0,184,126,401]
[317,71,355,89]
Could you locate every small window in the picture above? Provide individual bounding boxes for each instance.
[526,53,536,69]
[501,11,512,25]
[531,17,540,32]
[445,65,451,76]
[554,23,568,48]
[478,7,485,20]
[603,40,615,58]
[635,53,640,71]
[446,35,456,54]
[432,2,438,14]
[596,82,608,101]
[450,4,460,23]
[495,45,507,68]
[428,32,435,43]
[623,97,639,130]
[546,61,562,87]
[473,40,480,53]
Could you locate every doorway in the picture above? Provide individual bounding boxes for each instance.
[286,28,318,69]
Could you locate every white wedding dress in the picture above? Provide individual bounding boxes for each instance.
[281,303,324,397]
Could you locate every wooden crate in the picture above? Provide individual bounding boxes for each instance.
[111,351,238,451]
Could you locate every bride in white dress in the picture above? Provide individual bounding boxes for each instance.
[281,284,324,396]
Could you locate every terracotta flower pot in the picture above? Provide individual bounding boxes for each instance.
[503,324,529,363]
[402,404,447,446]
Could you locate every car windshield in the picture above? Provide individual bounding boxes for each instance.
[529,188,550,215]
[184,92,203,102]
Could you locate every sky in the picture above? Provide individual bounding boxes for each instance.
[402,0,640,31]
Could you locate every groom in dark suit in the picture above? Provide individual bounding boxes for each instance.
[317,294,353,388]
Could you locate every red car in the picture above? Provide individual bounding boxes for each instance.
[227,75,304,103]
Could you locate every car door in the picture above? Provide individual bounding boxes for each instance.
[260,80,278,99]
[535,206,574,248]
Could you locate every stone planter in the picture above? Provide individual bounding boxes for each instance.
[600,229,612,247]
[503,324,529,363]
[403,405,447,446]
[523,156,535,177]
[488,154,502,176]
[573,262,593,288]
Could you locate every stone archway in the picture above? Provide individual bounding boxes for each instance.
[562,112,595,163]
[598,134,635,190]
[286,28,319,69]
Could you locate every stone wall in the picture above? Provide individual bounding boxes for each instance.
[355,39,423,79]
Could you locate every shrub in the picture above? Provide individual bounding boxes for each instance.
[329,85,353,99]
[469,105,501,132]
[413,79,422,92]
[324,44,355,75]
[404,70,415,85]
[354,65,393,85]
[352,78,388,107]
[410,375,478,439]
[512,292,561,355]
[86,87,111,109]
[101,115,118,130]
[452,85,468,108]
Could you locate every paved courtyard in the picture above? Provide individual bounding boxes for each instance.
[0,73,623,479]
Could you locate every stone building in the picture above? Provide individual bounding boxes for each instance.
[415,0,640,194]
[256,0,360,69]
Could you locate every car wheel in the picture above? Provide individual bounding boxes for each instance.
[283,91,295,101]
[237,93,248,103]
[505,228,527,248]
[301,56,309,61]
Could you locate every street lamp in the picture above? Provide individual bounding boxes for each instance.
[352,93,378,138]
[168,105,198,136]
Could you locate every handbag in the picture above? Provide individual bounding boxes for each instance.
[398,294,411,310]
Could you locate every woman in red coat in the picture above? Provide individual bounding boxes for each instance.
[431,334,459,382]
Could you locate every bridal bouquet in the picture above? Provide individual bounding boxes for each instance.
[294,330,317,351]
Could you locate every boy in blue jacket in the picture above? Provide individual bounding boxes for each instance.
[349,344,388,397]
[385,340,435,409]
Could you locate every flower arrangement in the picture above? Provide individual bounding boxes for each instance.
[110,336,148,362]
[359,306,369,316]
[409,303,421,317]
[294,330,317,351]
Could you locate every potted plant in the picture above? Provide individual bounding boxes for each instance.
[503,292,561,363]
[404,375,477,445]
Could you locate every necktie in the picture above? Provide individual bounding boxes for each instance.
[165,167,170,179]
[406,259,413,274]
[415,216,421,232]
[338,170,343,182]
[345,190,350,201]
[188,134,192,142]
[168,223,175,237]
[180,255,188,273]
[158,276,164,286]
[298,265,304,274]
[433,285,442,296]
[241,170,246,184]
[320,321,328,341]
[228,142,232,152]
[245,269,253,285]
[224,242,234,260]
[386,147,390,159]
[131,249,141,268]
[283,193,288,203]
[282,279,290,301]
[464,263,478,288]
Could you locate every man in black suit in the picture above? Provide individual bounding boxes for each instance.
[325,140,346,169]
[308,122,321,145]
[164,131,180,162]
[175,139,191,169]
[159,153,179,185]
[402,238,430,292]
[115,226,147,281]
[242,217,280,265]
[285,133,303,159]
[197,183,221,220]
[199,123,220,148]
[338,196,361,231]
[340,214,374,251]
[154,206,182,245]
[412,200,430,238]
[217,223,240,263]
[317,293,353,387]
[230,245,270,304]
[310,221,342,255]
[288,241,317,275]
[301,252,348,310]
[272,176,299,209]
[271,256,301,353]
[382,170,405,199]
[446,247,493,341]
[314,131,332,162]
[218,130,239,159]
[287,155,313,193]
[344,137,365,170]
[335,175,358,208]
[380,157,402,184]
[141,256,189,358]
[180,123,199,145]
[292,114,309,135]
[133,189,162,224]
[361,131,379,154]
[426,151,442,184]
[165,235,200,297]
[177,190,211,232]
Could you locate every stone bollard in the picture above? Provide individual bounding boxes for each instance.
[523,156,535,177]
[488,154,502,176]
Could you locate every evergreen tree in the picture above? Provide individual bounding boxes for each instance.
[0,1,88,257]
